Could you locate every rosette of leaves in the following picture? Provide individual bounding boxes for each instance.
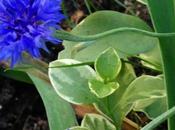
[49,10,166,130]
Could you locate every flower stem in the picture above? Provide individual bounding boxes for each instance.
[84,0,92,14]
[56,28,175,42]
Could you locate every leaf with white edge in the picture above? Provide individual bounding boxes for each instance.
[132,75,166,119]
[95,48,121,82]
[122,75,165,108]
[59,11,158,62]
[137,0,147,5]
[95,74,166,129]
[49,59,98,104]
[134,97,167,119]
[81,114,116,130]
[140,44,162,71]
[89,79,119,98]
[121,75,166,120]
[68,127,89,130]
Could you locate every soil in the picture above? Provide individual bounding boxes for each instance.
[0,77,48,130]
[0,0,166,130]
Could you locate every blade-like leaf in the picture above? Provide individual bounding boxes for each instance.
[0,69,33,84]
[13,66,78,130]
[147,0,175,128]
[27,71,77,130]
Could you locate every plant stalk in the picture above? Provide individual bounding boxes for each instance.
[147,0,175,129]
[56,28,175,42]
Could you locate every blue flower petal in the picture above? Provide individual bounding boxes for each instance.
[0,0,64,67]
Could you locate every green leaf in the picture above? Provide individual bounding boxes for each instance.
[95,48,121,81]
[68,127,89,130]
[13,59,77,130]
[49,59,98,104]
[89,79,119,98]
[0,69,33,84]
[29,75,77,130]
[3,69,78,130]
[59,11,158,62]
[81,114,116,130]
[26,69,77,130]
[147,0,175,128]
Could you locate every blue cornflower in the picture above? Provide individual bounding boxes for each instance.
[0,0,64,67]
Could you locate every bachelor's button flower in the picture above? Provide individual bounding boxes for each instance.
[0,0,65,67]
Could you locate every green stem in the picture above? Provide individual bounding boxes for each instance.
[84,0,92,14]
[56,28,175,42]
[87,0,98,11]
[113,0,136,15]
[147,0,175,130]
